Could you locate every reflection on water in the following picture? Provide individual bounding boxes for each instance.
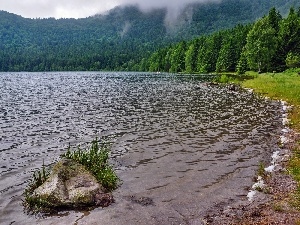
[0,72,282,224]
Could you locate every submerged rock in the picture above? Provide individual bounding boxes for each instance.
[32,159,113,209]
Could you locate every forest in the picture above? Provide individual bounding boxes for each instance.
[0,0,299,72]
[139,7,300,74]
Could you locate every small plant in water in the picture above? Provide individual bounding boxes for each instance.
[23,160,51,213]
[62,138,119,192]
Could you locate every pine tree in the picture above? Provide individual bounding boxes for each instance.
[185,39,199,73]
[244,16,278,72]
[236,47,248,75]
[170,41,187,73]
[216,37,236,72]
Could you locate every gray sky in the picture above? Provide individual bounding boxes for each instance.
[0,0,221,19]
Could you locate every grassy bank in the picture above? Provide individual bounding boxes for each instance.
[242,69,300,131]
[214,70,300,129]
[241,69,300,210]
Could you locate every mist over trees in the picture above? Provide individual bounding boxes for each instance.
[0,6,167,71]
[142,7,300,74]
[0,0,299,72]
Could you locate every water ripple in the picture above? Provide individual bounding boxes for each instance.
[0,72,282,224]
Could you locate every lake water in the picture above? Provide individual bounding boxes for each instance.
[0,72,283,224]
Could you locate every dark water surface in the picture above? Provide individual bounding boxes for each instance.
[0,72,282,224]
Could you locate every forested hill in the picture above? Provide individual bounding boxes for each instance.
[0,0,299,72]
[140,7,300,74]
[0,7,167,71]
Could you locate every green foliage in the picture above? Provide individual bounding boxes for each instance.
[142,6,299,75]
[257,161,267,178]
[185,41,198,73]
[275,7,300,71]
[286,52,300,68]
[280,7,300,54]
[218,74,231,83]
[196,37,210,73]
[245,16,278,72]
[236,47,249,74]
[170,41,187,73]
[23,161,51,213]
[216,37,236,72]
[203,32,223,73]
[1,1,299,72]
[289,146,300,183]
[0,7,168,72]
[288,146,300,210]
[24,161,50,196]
[268,7,282,32]
[62,139,119,192]
[242,71,300,130]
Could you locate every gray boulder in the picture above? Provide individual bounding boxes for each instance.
[32,159,113,208]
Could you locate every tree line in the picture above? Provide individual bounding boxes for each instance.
[136,7,300,74]
[0,1,299,72]
[0,7,167,72]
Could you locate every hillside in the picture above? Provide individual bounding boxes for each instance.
[141,7,300,74]
[0,0,299,72]
[175,0,300,38]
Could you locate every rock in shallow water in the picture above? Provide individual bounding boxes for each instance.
[32,159,113,208]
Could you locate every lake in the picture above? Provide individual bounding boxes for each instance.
[0,72,283,224]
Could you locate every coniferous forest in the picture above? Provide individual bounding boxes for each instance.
[0,0,299,72]
[141,7,300,74]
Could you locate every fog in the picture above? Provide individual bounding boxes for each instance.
[0,0,221,19]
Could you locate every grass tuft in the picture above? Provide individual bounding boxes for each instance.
[62,138,119,192]
[272,202,284,212]
[23,138,119,213]
[23,160,51,213]
[257,161,267,178]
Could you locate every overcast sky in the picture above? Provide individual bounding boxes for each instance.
[0,0,221,19]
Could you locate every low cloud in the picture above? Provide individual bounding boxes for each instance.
[131,0,222,26]
[0,0,221,19]
[0,0,119,18]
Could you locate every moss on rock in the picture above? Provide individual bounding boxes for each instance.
[25,159,113,212]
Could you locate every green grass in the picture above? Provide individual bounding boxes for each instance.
[242,70,300,130]
[257,161,267,178]
[23,161,51,213]
[241,69,300,210]
[289,144,300,210]
[23,161,50,197]
[213,72,257,83]
[289,146,300,182]
[62,138,119,192]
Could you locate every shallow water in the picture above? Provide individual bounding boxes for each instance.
[0,72,282,224]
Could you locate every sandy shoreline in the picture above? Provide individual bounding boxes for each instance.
[207,100,300,224]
